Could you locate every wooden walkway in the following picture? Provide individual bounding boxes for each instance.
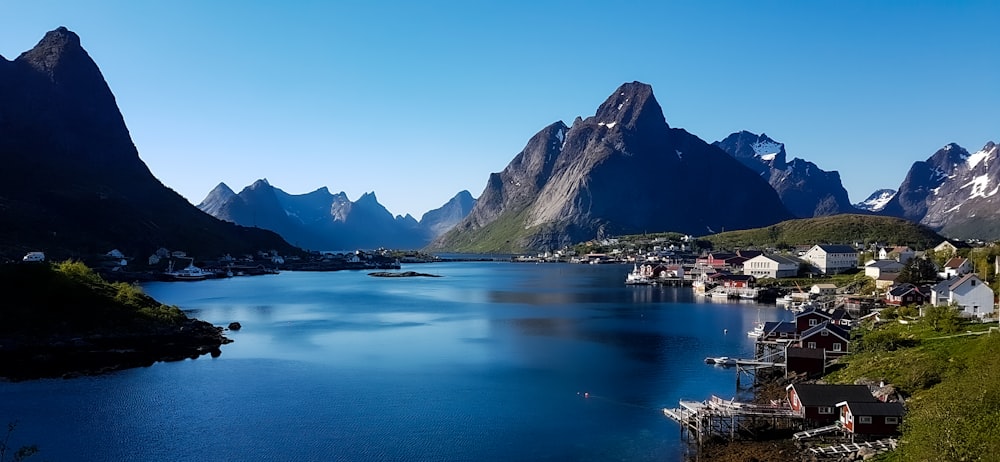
[793,422,842,439]
[808,438,897,455]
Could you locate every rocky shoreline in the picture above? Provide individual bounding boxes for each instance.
[0,319,231,381]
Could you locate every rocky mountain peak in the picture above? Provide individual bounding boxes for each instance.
[713,130,787,172]
[16,27,85,76]
[591,81,668,132]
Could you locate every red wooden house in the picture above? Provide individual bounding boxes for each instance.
[884,283,927,306]
[837,401,905,436]
[798,321,851,356]
[787,384,878,425]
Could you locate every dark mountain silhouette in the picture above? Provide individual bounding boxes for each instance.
[713,131,858,217]
[429,82,793,252]
[198,181,475,250]
[0,27,296,260]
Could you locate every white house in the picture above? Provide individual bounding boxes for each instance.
[929,274,995,319]
[865,260,904,279]
[811,283,838,296]
[879,246,915,264]
[940,257,973,279]
[803,245,858,275]
[743,254,801,278]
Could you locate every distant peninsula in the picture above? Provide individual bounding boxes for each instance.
[0,261,230,381]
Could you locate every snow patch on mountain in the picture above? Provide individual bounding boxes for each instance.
[751,139,782,158]
[967,144,997,169]
[854,189,896,212]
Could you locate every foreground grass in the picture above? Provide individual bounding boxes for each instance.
[0,260,186,336]
[825,318,1000,461]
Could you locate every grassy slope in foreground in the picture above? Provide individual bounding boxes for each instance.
[702,214,944,250]
[0,261,230,380]
[824,317,1000,461]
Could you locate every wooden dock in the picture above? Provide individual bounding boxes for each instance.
[663,395,802,445]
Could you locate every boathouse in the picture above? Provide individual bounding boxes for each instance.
[787,384,877,425]
[836,401,905,436]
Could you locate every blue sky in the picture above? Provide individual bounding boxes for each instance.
[2,1,998,218]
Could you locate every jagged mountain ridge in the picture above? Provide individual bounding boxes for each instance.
[855,189,896,212]
[713,131,858,217]
[881,142,1000,239]
[0,27,296,259]
[430,82,794,252]
[198,181,475,250]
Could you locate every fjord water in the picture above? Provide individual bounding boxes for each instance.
[1,262,789,461]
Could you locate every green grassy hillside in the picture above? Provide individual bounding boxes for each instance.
[702,214,944,250]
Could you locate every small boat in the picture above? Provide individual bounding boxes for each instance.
[747,308,765,338]
[704,356,738,366]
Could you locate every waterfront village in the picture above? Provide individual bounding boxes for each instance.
[15,236,1000,459]
[519,235,1000,459]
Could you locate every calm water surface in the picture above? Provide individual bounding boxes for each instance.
[0,262,791,461]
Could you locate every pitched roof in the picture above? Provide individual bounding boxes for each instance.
[867,260,904,270]
[815,244,857,254]
[949,273,983,291]
[944,257,969,269]
[801,321,851,341]
[836,401,906,417]
[736,250,763,259]
[888,283,917,297]
[789,384,877,406]
[796,306,831,319]
[764,321,797,335]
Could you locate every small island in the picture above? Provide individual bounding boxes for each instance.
[368,271,442,278]
[0,261,231,381]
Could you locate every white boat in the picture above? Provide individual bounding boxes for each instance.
[625,264,652,285]
[747,308,765,338]
[165,260,213,281]
[704,356,738,366]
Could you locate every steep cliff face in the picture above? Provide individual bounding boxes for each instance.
[714,131,858,218]
[431,82,793,252]
[0,27,295,259]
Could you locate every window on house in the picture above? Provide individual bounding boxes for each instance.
[818,406,833,414]
[859,416,873,424]
[885,416,899,424]
[808,342,816,349]
[972,280,976,286]
[781,332,788,337]
[809,319,818,326]
[833,343,842,352]
[821,330,829,336]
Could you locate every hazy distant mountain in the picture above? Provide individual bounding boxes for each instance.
[855,189,896,212]
[881,142,1000,239]
[199,182,474,250]
[713,131,858,217]
[0,27,295,260]
[419,190,477,238]
[429,82,793,253]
